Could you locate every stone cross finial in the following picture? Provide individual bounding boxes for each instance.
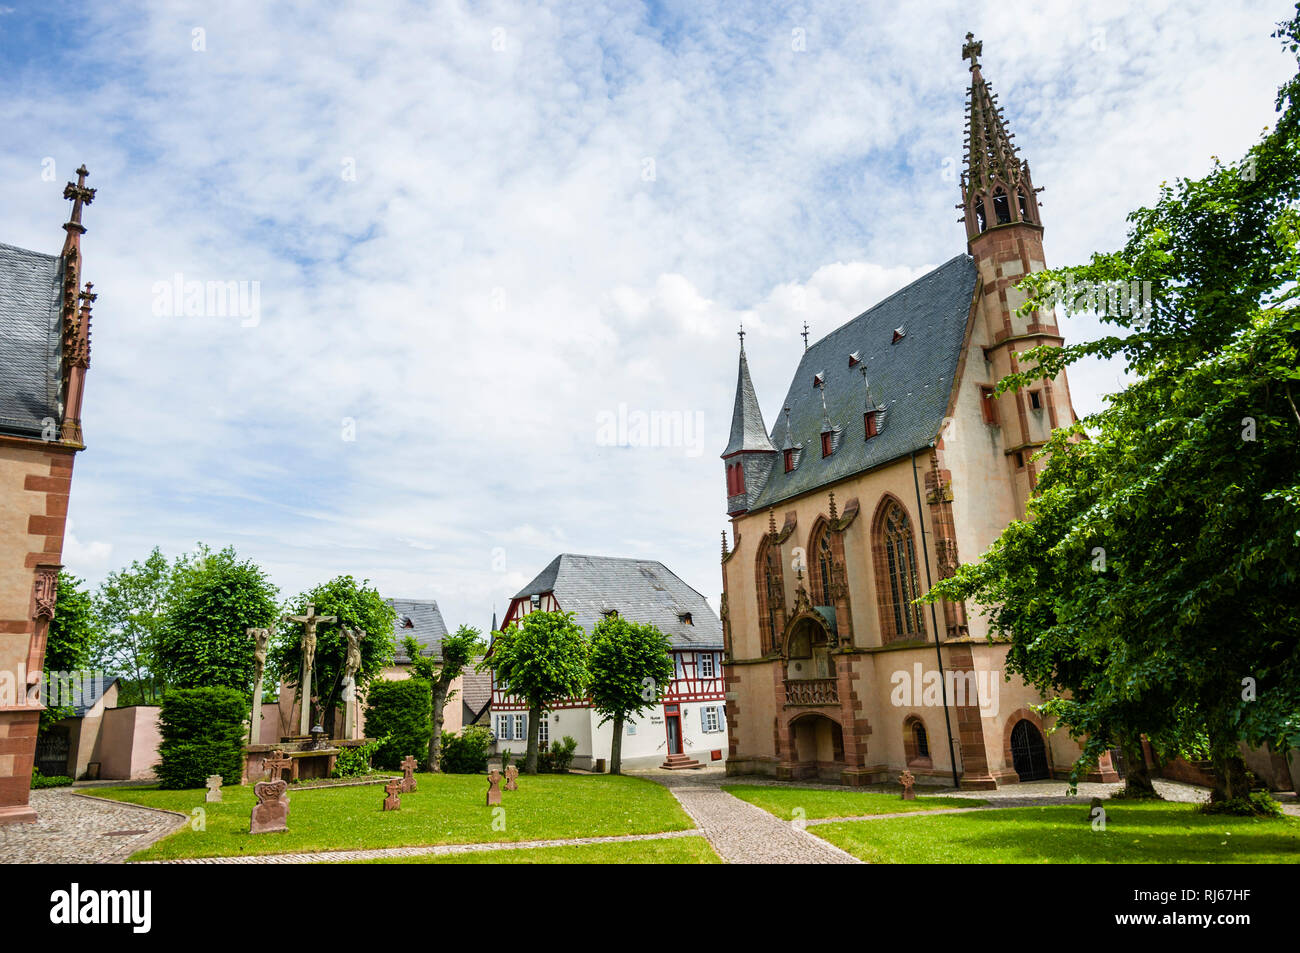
[400,754,418,793]
[962,32,982,71]
[205,774,223,803]
[63,165,95,234]
[738,322,745,349]
[801,321,810,351]
[383,779,403,811]
[504,765,519,791]
[486,768,503,806]
[264,749,292,783]
[899,769,917,800]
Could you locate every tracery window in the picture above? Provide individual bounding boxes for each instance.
[816,527,834,607]
[878,501,925,640]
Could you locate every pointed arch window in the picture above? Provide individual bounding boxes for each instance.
[876,501,926,641]
[1017,189,1032,223]
[973,196,987,233]
[756,536,785,655]
[816,527,834,607]
[992,187,1011,225]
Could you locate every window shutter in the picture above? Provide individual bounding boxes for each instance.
[519,713,527,741]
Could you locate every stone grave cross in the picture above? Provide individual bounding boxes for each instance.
[400,755,418,793]
[205,774,223,803]
[265,749,293,783]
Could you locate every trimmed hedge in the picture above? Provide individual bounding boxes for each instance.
[439,725,491,774]
[156,687,248,789]
[364,678,431,770]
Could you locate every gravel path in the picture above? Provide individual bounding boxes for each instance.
[0,788,186,864]
[642,771,861,864]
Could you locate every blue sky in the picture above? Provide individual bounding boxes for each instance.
[1,0,1293,631]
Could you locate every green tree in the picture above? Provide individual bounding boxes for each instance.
[588,616,675,775]
[486,611,589,774]
[404,625,485,771]
[155,544,279,692]
[40,572,99,732]
[272,576,395,736]
[929,9,1300,808]
[92,547,174,704]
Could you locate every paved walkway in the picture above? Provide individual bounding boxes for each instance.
[637,769,861,863]
[0,788,186,864]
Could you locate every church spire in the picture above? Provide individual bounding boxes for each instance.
[959,34,1040,241]
[722,329,776,517]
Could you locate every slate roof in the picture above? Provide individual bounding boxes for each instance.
[0,242,64,439]
[460,669,493,717]
[71,675,118,717]
[748,253,977,509]
[513,554,723,650]
[722,346,776,455]
[387,598,449,663]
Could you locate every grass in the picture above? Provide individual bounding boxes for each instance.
[349,836,721,864]
[722,784,985,820]
[811,801,1300,863]
[92,773,694,861]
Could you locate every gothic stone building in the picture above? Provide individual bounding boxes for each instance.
[719,39,1119,789]
[0,167,97,822]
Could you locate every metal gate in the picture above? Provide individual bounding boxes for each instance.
[35,728,70,777]
[1010,720,1049,781]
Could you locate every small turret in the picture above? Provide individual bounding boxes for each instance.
[721,325,776,516]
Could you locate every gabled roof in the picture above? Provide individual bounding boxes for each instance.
[0,242,64,439]
[387,598,449,663]
[749,253,977,509]
[72,675,118,717]
[722,345,776,456]
[513,554,723,650]
[460,668,493,717]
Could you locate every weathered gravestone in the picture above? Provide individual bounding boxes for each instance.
[205,774,223,803]
[383,778,403,811]
[899,769,916,801]
[265,749,293,783]
[486,768,502,806]
[250,779,289,833]
[400,755,418,793]
[504,765,518,791]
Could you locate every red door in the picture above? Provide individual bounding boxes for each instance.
[665,704,682,755]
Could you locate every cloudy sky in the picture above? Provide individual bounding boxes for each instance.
[1,0,1293,630]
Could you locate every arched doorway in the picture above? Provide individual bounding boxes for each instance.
[789,713,845,781]
[1009,720,1049,781]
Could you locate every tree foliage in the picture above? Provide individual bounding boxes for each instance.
[588,615,674,774]
[486,611,589,774]
[155,545,279,693]
[929,9,1300,806]
[404,625,484,771]
[91,547,174,705]
[40,572,99,731]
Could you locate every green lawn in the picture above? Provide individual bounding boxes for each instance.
[350,836,721,864]
[722,784,985,820]
[811,801,1300,863]
[92,773,694,861]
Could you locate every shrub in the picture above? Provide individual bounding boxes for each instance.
[364,679,431,770]
[538,735,578,774]
[332,737,383,778]
[1199,790,1284,817]
[156,687,248,789]
[31,769,73,789]
[439,725,492,774]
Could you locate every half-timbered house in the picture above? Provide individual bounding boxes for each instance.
[491,554,727,771]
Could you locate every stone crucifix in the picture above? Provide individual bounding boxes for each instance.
[340,627,366,741]
[285,603,336,736]
[246,626,273,745]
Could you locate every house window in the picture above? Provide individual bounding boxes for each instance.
[514,714,525,740]
[877,501,925,640]
[784,448,795,472]
[495,714,510,740]
[703,706,720,733]
[1028,389,1042,410]
[627,721,637,736]
[700,652,716,678]
[979,386,998,425]
[1014,450,1025,469]
[864,410,879,438]
[679,612,693,626]
[821,431,833,457]
[538,717,549,748]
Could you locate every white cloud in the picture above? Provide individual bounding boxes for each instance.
[3,0,1290,627]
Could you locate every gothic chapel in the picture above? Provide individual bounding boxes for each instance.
[719,37,1118,788]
